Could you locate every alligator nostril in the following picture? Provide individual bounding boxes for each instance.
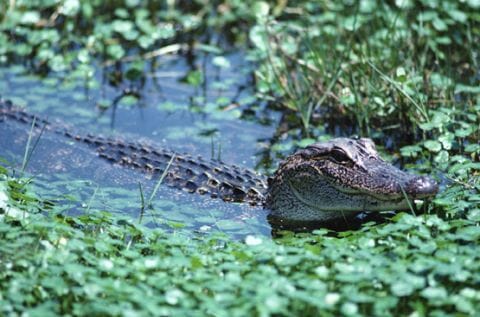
[406,176,439,198]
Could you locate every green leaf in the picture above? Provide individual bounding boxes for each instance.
[421,287,447,300]
[48,55,68,72]
[106,44,125,60]
[438,133,454,150]
[396,67,407,82]
[60,0,80,16]
[391,281,414,296]
[249,25,269,52]
[424,140,442,152]
[434,150,449,164]
[20,12,40,25]
[341,302,359,315]
[448,10,467,23]
[253,2,270,20]
[185,70,203,87]
[455,226,480,241]
[400,145,422,157]
[432,18,447,31]
[467,0,480,8]
[455,84,480,94]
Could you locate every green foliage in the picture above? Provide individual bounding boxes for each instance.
[0,0,265,97]
[0,0,263,70]
[1,1,480,316]
[1,174,479,316]
[250,0,479,137]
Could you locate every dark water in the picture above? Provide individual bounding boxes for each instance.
[0,49,277,238]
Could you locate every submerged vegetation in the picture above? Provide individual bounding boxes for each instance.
[0,0,479,316]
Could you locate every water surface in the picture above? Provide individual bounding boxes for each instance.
[0,48,279,238]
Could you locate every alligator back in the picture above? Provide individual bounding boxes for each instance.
[0,99,268,205]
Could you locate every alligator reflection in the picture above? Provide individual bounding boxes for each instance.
[268,212,395,236]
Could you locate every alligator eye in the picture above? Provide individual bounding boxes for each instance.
[330,148,351,164]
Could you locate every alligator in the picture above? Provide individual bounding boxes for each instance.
[0,99,439,223]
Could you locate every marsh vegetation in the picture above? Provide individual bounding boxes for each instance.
[0,1,479,316]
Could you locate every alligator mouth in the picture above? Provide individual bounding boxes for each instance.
[288,178,413,213]
[328,175,439,203]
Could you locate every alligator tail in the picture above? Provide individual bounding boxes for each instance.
[0,99,268,205]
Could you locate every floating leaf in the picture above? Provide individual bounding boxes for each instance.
[212,56,231,69]
[185,70,204,87]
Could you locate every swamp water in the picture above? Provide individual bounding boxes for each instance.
[0,50,277,238]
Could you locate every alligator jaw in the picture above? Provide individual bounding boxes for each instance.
[333,174,439,203]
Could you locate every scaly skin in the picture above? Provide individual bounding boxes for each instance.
[0,99,439,222]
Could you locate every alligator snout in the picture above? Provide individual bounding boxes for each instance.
[404,176,439,198]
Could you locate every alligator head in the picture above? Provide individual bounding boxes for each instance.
[265,138,438,222]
